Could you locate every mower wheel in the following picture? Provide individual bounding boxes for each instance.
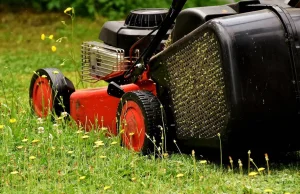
[117,91,165,155]
[29,68,75,118]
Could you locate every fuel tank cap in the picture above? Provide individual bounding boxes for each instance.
[125,8,168,28]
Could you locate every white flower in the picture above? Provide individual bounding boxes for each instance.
[37,117,43,124]
[57,130,62,135]
[61,112,68,117]
[38,127,44,134]
[53,124,59,130]
[49,133,53,140]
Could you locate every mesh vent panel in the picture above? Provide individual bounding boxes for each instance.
[166,31,227,139]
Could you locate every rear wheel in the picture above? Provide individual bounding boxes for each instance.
[29,68,75,118]
[117,91,165,155]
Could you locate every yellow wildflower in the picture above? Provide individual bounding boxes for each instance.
[95,141,105,146]
[248,172,258,176]
[22,138,28,142]
[264,189,273,193]
[99,155,107,159]
[101,127,108,131]
[9,118,16,123]
[200,160,207,164]
[51,46,57,52]
[49,35,54,39]
[32,139,40,143]
[131,177,137,181]
[81,135,89,139]
[0,125,4,129]
[79,176,86,180]
[95,140,103,144]
[10,171,19,175]
[64,7,73,14]
[258,167,265,172]
[29,156,36,160]
[16,146,23,149]
[111,141,117,145]
[41,34,45,40]
[104,186,111,190]
[176,173,184,178]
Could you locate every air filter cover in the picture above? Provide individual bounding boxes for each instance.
[125,8,168,28]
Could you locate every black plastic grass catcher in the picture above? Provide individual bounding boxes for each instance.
[150,3,300,153]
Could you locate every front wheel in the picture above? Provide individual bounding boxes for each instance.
[29,68,75,118]
[117,91,166,155]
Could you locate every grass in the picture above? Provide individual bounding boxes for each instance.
[0,9,300,194]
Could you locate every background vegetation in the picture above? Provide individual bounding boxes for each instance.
[1,0,228,19]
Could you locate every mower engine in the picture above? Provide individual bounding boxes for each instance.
[81,8,171,83]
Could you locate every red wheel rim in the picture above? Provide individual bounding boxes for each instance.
[120,101,145,152]
[32,77,53,117]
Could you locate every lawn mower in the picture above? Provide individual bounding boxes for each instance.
[30,0,300,155]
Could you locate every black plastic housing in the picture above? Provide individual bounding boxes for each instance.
[150,7,300,153]
[171,0,291,44]
[171,5,237,43]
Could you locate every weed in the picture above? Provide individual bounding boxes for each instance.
[265,153,270,175]
[248,150,251,174]
[217,132,222,168]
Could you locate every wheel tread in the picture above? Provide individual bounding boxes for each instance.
[117,90,166,154]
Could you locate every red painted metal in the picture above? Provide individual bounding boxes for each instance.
[32,77,53,117]
[70,81,156,134]
[120,101,145,151]
[135,80,157,96]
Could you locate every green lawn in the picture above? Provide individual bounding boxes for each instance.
[0,10,299,194]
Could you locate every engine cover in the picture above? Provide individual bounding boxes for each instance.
[125,8,168,28]
[99,8,171,55]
